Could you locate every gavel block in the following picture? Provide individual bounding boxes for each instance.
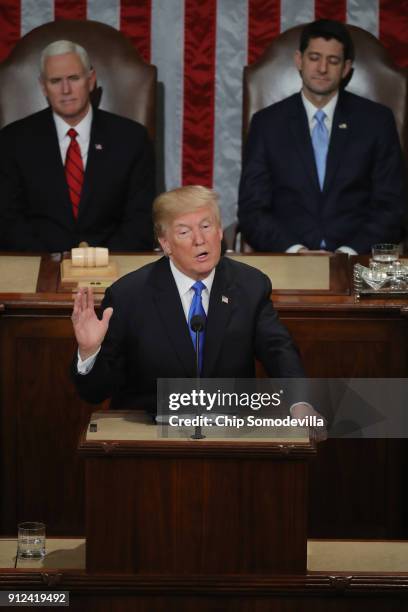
[60,247,119,287]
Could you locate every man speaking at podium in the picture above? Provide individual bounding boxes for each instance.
[72,185,307,417]
[0,40,154,252]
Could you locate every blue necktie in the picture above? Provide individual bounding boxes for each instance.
[188,281,206,372]
[312,109,329,191]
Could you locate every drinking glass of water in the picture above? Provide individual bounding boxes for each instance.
[371,244,399,263]
[17,522,46,559]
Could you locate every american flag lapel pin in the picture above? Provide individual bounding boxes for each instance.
[222,295,229,304]
[95,143,103,150]
[338,123,347,129]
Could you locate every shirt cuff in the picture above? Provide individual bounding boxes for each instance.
[286,244,306,253]
[336,246,358,255]
[77,347,101,375]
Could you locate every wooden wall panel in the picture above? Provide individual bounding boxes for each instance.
[0,316,99,535]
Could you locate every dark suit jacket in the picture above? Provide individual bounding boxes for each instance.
[0,107,155,251]
[238,91,405,253]
[73,256,305,414]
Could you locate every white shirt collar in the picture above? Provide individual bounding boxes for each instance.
[301,91,338,129]
[53,104,93,144]
[169,258,215,297]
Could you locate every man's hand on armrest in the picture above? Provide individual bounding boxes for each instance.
[286,244,307,253]
[335,245,358,255]
[288,245,332,255]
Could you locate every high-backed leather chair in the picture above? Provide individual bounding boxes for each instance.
[244,24,408,155]
[0,19,157,141]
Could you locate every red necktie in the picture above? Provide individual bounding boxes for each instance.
[65,128,84,219]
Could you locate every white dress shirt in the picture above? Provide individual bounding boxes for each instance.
[301,90,338,139]
[168,259,215,319]
[53,104,93,168]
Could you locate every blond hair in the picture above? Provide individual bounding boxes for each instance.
[153,185,221,238]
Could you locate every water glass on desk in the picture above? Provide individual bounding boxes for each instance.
[371,243,399,264]
[17,522,46,559]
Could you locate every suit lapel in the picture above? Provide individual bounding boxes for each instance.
[289,94,320,193]
[323,92,350,193]
[41,110,76,226]
[77,108,104,220]
[151,258,197,377]
[202,258,234,377]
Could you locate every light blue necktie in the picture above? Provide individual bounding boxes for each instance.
[188,281,206,372]
[312,109,329,191]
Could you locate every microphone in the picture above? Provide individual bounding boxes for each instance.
[190,315,205,375]
[190,314,206,440]
[190,314,205,378]
[190,314,205,333]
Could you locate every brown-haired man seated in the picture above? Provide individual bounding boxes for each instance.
[238,19,405,254]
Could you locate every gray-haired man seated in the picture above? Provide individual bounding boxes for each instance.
[0,39,155,252]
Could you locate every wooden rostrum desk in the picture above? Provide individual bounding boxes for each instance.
[0,538,408,610]
[0,415,408,610]
[0,252,407,543]
[79,411,313,575]
[0,419,407,611]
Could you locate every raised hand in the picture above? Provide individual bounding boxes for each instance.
[71,287,113,360]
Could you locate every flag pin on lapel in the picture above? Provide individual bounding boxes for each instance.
[95,143,103,150]
[222,295,229,304]
[338,123,347,129]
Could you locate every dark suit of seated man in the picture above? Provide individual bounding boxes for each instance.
[0,40,154,252]
[71,185,317,424]
[238,19,406,255]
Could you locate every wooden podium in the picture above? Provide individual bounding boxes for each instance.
[78,411,316,575]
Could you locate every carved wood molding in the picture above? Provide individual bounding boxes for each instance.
[0,572,407,595]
